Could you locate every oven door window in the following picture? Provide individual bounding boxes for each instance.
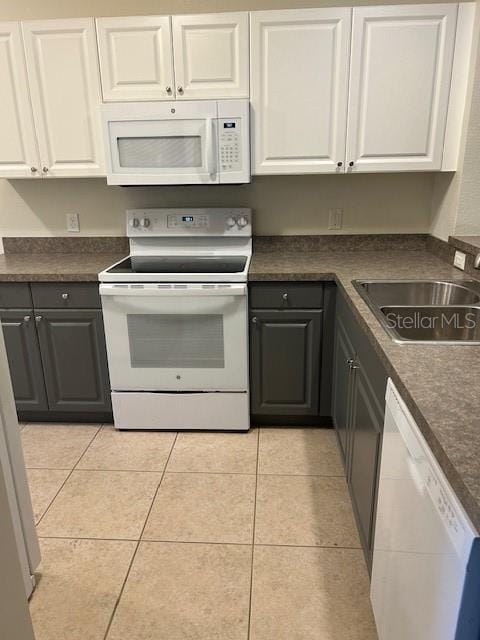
[127,314,224,368]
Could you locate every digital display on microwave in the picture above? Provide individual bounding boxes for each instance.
[182,216,194,222]
[224,122,236,128]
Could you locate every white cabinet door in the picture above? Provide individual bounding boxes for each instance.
[96,16,175,102]
[0,22,40,178]
[172,12,249,99]
[22,18,105,177]
[346,4,458,172]
[251,8,351,175]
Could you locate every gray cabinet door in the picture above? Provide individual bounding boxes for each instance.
[250,310,322,415]
[0,310,48,412]
[349,362,382,563]
[332,312,355,463]
[35,309,111,413]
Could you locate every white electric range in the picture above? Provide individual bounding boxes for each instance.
[99,208,251,431]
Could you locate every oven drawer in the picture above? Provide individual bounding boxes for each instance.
[249,283,323,309]
[31,283,101,309]
[112,392,249,430]
[0,284,32,308]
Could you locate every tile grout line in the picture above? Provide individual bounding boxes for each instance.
[102,431,179,640]
[247,427,260,640]
[37,534,363,551]
[27,468,346,479]
[34,423,103,528]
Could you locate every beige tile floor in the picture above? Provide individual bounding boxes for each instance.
[23,423,378,640]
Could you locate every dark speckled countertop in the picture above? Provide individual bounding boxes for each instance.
[0,252,126,282]
[250,248,480,531]
[1,236,480,530]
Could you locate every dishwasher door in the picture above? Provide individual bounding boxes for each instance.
[371,379,478,640]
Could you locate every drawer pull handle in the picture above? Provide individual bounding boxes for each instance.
[282,293,288,301]
[251,316,257,324]
[62,293,69,300]
[35,315,42,323]
[23,315,31,323]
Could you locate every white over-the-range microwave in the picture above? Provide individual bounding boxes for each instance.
[102,99,250,186]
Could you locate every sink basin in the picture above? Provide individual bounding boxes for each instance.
[355,280,480,306]
[352,280,480,344]
[379,306,480,343]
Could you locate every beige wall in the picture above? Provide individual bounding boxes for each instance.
[0,0,448,238]
[0,174,434,237]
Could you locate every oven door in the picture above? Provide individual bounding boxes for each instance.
[100,284,248,391]
[103,101,219,185]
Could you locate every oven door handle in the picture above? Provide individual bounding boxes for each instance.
[99,284,246,297]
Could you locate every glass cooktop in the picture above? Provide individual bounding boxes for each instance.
[107,255,248,274]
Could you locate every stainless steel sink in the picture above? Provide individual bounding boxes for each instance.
[355,279,480,306]
[352,280,480,344]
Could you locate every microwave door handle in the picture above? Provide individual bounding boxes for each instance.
[206,118,216,178]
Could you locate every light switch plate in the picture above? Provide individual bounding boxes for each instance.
[454,250,466,270]
[66,213,80,233]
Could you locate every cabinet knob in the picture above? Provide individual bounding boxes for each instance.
[166,86,172,95]
[23,315,31,323]
[337,161,343,168]
[42,166,49,173]
[348,161,354,168]
[282,293,288,301]
[177,86,184,95]
[62,293,69,300]
[347,358,354,366]
[35,315,42,323]
[30,166,38,173]
[251,316,257,324]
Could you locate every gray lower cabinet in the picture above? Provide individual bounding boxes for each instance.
[0,283,111,421]
[35,310,111,414]
[249,282,335,424]
[332,291,387,572]
[0,311,48,412]
[250,309,323,416]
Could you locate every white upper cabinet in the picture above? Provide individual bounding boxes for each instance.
[171,12,249,99]
[22,18,105,177]
[96,16,175,101]
[0,22,40,178]
[250,8,352,174]
[346,4,458,172]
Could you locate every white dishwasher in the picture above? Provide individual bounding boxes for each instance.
[371,379,480,640]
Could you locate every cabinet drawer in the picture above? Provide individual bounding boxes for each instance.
[31,283,101,309]
[0,284,32,308]
[250,283,323,309]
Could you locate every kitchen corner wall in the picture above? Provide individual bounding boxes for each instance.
[0,174,434,237]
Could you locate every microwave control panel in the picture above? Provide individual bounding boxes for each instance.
[219,119,241,172]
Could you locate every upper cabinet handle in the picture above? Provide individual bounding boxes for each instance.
[349,161,354,168]
[42,166,49,173]
[177,86,184,95]
[166,86,172,95]
[30,166,38,173]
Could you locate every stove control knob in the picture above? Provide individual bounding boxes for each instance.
[226,216,237,228]
[141,217,151,228]
[130,217,140,228]
[237,216,248,228]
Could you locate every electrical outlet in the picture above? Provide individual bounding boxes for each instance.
[453,250,466,271]
[328,208,343,230]
[66,213,80,233]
